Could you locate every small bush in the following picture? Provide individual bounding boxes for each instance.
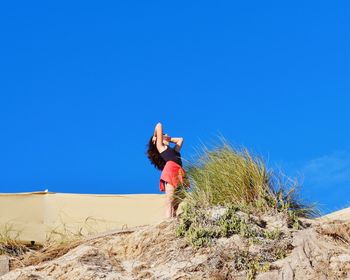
[263,229,282,240]
[181,137,316,218]
[0,223,28,256]
[317,221,350,244]
[176,203,264,248]
[234,251,272,280]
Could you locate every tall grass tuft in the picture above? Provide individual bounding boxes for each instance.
[0,223,28,256]
[176,137,316,218]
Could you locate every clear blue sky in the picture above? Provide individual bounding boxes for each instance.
[0,1,349,214]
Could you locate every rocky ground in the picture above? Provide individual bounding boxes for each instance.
[1,212,350,280]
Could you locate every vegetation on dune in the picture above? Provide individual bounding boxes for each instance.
[176,137,316,218]
[0,223,30,256]
[173,137,317,279]
[0,221,85,269]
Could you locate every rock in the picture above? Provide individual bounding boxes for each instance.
[255,270,279,280]
[0,255,9,276]
[207,206,227,222]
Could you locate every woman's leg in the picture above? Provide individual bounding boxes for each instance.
[172,190,181,215]
[173,184,186,215]
[164,182,176,218]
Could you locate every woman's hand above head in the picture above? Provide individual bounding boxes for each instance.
[154,122,166,153]
[163,135,171,142]
[171,137,184,152]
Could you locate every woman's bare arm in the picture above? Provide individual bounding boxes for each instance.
[154,122,165,152]
[171,137,184,152]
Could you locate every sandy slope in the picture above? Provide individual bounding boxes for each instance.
[0,192,166,243]
[320,207,350,222]
[1,210,350,280]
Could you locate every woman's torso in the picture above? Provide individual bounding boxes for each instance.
[160,146,182,167]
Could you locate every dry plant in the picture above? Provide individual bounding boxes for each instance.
[318,220,350,244]
[0,223,28,256]
[45,215,103,243]
[12,216,123,269]
[11,238,84,269]
[11,219,88,269]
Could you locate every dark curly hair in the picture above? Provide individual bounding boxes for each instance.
[146,136,166,171]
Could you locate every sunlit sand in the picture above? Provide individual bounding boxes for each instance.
[0,191,170,243]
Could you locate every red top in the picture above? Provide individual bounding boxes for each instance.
[159,161,188,192]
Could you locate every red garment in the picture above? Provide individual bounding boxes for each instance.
[160,161,188,192]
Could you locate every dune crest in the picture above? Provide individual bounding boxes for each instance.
[320,207,350,222]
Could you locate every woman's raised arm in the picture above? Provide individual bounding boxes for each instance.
[154,122,164,152]
[171,137,184,152]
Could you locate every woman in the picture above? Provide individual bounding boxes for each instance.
[146,122,189,219]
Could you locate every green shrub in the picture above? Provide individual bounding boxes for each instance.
[181,137,316,218]
[263,229,282,240]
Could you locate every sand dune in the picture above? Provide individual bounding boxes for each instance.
[0,192,168,243]
[320,207,350,222]
[1,191,348,244]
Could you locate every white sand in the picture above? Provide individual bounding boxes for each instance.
[0,192,168,243]
[320,207,350,222]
